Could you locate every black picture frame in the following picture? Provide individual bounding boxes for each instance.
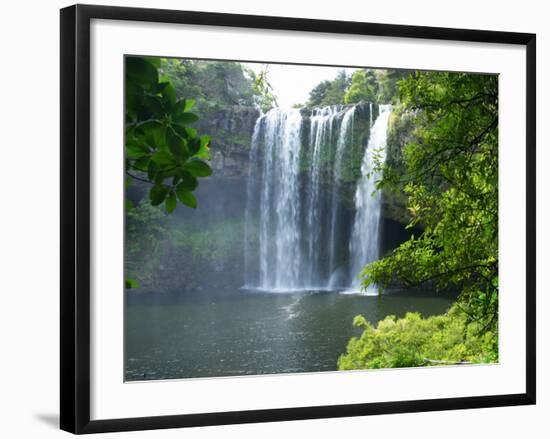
[60,4,536,434]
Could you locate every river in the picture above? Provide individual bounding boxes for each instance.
[125,288,454,381]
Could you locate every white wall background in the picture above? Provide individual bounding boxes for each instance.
[0,0,547,437]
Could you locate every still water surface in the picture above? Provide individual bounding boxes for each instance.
[125,289,454,381]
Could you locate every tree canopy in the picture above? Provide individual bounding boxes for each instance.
[159,58,276,114]
[337,71,499,369]
[358,71,498,354]
[307,68,407,107]
[307,70,351,107]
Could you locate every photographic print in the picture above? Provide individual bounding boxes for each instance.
[123,56,499,381]
[60,6,536,432]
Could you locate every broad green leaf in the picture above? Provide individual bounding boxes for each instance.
[175,189,197,208]
[196,142,210,160]
[167,128,190,160]
[126,142,149,159]
[183,159,212,177]
[176,173,198,193]
[141,95,163,116]
[151,150,174,165]
[142,125,167,150]
[132,156,150,172]
[165,192,177,213]
[144,57,161,68]
[174,112,199,124]
[152,125,168,150]
[185,127,197,138]
[137,120,163,131]
[149,184,169,206]
[153,171,165,184]
[171,123,189,140]
[188,138,201,155]
[126,57,158,90]
[200,135,211,148]
[163,83,177,105]
[184,99,195,112]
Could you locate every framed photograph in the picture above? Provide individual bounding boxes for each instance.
[60,4,536,434]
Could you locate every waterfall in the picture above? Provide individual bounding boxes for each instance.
[244,115,263,286]
[348,104,392,292]
[244,103,390,293]
[245,109,304,290]
[306,107,340,287]
[327,106,355,288]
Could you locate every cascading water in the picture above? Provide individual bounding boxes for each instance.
[244,103,391,293]
[327,107,355,288]
[248,109,303,291]
[348,104,392,292]
[306,107,338,286]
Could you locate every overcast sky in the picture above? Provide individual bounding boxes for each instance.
[244,62,357,108]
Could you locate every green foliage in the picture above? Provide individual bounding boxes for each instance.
[171,220,245,262]
[307,70,351,107]
[159,58,269,114]
[308,81,332,107]
[124,199,248,288]
[338,305,498,370]
[344,70,377,104]
[175,187,197,208]
[125,199,168,287]
[125,56,212,214]
[125,278,140,289]
[344,69,409,105]
[250,64,278,112]
[361,72,499,335]
[385,108,415,170]
[340,71,499,369]
[376,69,410,103]
[158,58,203,104]
[304,68,409,108]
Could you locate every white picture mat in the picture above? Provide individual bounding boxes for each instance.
[89,19,527,421]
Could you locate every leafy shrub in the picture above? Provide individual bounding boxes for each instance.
[338,305,498,370]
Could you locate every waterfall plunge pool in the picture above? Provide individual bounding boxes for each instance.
[125,288,455,381]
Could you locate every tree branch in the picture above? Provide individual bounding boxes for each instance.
[126,171,153,185]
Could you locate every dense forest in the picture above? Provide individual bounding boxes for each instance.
[125,57,498,377]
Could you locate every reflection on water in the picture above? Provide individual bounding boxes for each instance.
[125,289,455,381]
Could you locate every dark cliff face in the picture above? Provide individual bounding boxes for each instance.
[196,106,261,178]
